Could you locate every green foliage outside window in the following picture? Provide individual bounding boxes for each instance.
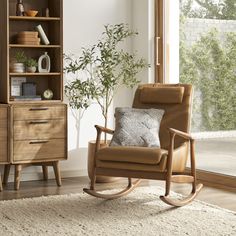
[180,28,236,131]
[180,0,236,20]
[180,0,236,131]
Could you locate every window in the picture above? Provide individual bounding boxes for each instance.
[156,0,236,187]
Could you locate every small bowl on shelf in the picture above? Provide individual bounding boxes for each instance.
[25,10,38,17]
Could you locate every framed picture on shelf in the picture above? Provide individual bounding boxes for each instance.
[11,77,26,97]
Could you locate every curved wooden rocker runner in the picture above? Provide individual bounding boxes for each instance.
[83,84,203,207]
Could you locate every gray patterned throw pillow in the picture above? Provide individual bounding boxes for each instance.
[110,108,164,147]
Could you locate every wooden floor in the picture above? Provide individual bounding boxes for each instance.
[194,137,236,176]
[0,176,236,212]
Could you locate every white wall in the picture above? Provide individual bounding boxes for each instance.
[167,0,179,83]
[5,0,154,182]
[132,0,155,85]
[64,0,134,179]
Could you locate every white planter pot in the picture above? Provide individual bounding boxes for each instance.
[87,140,120,183]
[26,66,37,73]
[11,63,25,73]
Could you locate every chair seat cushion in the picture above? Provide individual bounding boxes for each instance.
[96,157,167,172]
[96,146,168,165]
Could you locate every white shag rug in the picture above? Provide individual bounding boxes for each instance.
[0,186,235,236]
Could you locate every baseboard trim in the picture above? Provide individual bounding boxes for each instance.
[185,168,236,192]
[6,169,88,183]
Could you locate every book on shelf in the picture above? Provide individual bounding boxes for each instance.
[17,31,40,45]
[35,25,50,45]
[17,38,41,45]
[18,35,38,40]
[11,77,26,96]
[12,95,42,101]
[18,31,39,38]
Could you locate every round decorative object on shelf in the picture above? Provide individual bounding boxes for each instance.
[25,10,38,17]
[43,89,53,100]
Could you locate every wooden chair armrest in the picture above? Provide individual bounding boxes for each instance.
[169,128,193,141]
[95,125,114,135]
[94,125,114,155]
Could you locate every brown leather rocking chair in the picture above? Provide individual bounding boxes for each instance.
[83,83,203,207]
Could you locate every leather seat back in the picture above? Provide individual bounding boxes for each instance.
[132,83,193,149]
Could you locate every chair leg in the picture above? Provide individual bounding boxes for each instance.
[42,165,48,181]
[164,177,171,197]
[3,164,11,185]
[14,164,22,190]
[164,132,175,197]
[0,174,3,191]
[90,169,96,190]
[190,139,197,193]
[53,161,62,187]
[160,139,203,207]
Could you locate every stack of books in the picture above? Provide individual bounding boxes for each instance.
[12,95,42,101]
[17,31,41,45]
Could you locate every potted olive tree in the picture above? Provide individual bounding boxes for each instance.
[64,23,148,182]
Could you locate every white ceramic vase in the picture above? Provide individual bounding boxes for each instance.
[38,52,51,73]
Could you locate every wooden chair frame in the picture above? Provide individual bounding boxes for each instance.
[84,125,203,207]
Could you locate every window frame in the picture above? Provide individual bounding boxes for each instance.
[155,0,236,190]
[155,0,165,83]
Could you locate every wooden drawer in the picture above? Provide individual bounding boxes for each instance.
[0,119,7,141]
[13,139,66,162]
[0,140,7,163]
[14,119,66,140]
[0,107,8,163]
[13,105,66,121]
[0,107,7,120]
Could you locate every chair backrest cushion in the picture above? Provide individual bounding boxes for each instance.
[140,87,185,104]
[132,83,193,149]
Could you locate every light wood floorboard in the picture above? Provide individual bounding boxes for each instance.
[0,177,235,212]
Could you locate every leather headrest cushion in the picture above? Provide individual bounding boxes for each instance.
[140,86,185,104]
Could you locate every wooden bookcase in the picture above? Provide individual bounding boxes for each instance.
[0,0,63,103]
[0,0,67,190]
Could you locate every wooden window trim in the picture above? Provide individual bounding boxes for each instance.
[188,168,236,192]
[155,0,165,83]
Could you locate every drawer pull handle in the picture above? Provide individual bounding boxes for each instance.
[29,121,49,125]
[29,141,49,144]
[29,108,49,111]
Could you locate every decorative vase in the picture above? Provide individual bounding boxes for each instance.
[11,63,25,73]
[26,66,37,73]
[88,140,119,183]
[38,52,51,73]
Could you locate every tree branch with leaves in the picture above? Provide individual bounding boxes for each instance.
[64,23,149,142]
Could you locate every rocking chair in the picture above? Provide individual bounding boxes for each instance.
[83,83,203,207]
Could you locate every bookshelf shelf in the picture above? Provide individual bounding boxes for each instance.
[9,44,61,48]
[9,16,61,21]
[0,0,67,191]
[1,0,63,103]
[9,99,62,104]
[10,73,61,76]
